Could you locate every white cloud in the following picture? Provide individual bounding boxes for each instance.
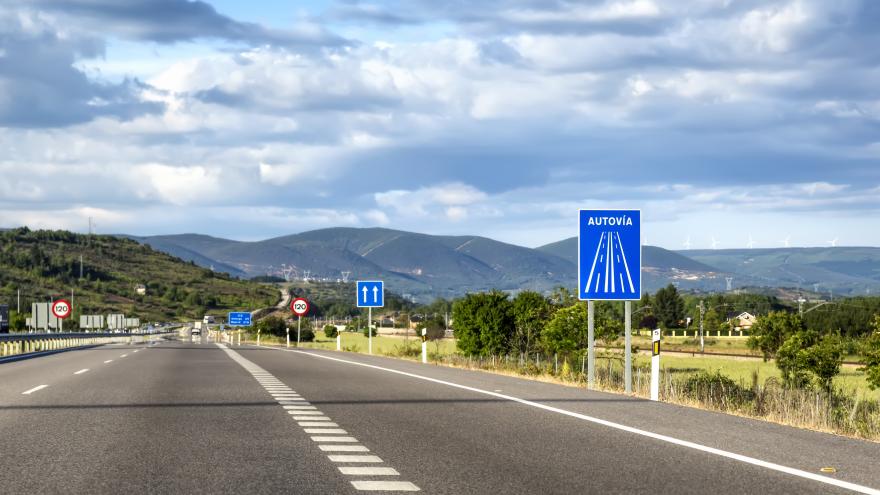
[130,164,222,205]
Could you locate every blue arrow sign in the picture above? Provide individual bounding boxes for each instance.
[356,281,384,308]
[579,209,641,301]
[228,312,252,327]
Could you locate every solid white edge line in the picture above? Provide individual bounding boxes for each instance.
[22,384,48,395]
[265,346,880,495]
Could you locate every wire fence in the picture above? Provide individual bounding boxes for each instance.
[424,350,880,441]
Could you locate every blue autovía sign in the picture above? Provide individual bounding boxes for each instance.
[228,312,252,326]
[578,209,641,301]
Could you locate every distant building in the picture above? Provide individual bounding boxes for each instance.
[135,284,147,295]
[731,312,758,331]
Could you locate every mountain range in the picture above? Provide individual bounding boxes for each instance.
[127,228,880,301]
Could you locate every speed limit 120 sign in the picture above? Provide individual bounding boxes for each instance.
[52,299,72,319]
[290,298,310,317]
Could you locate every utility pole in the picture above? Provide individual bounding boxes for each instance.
[699,300,705,353]
[798,297,806,316]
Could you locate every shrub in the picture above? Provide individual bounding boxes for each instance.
[323,325,339,338]
[299,326,315,342]
[682,371,754,410]
[776,330,843,391]
[363,325,377,337]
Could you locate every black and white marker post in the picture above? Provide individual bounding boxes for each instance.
[651,328,661,401]
[421,328,427,364]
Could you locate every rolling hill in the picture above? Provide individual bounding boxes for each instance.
[0,228,279,326]
[682,247,880,296]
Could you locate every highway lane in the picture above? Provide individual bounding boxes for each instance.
[2,336,879,494]
[237,344,880,495]
[0,337,351,494]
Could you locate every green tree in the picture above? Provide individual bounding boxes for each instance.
[776,330,843,391]
[702,309,724,334]
[654,284,685,328]
[860,316,880,390]
[542,303,589,353]
[511,291,552,354]
[594,302,623,344]
[748,311,804,360]
[452,291,514,356]
[256,316,287,337]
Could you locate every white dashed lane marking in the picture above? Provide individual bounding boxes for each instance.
[340,467,400,476]
[22,385,48,395]
[104,360,113,364]
[74,368,89,375]
[217,344,420,492]
[351,481,420,492]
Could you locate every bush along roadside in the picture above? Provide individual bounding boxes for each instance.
[427,350,880,441]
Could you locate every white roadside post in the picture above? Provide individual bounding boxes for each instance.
[237,330,241,346]
[286,327,290,348]
[421,328,427,364]
[336,332,341,351]
[651,328,661,401]
[257,329,261,347]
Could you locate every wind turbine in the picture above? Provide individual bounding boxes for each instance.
[827,238,839,248]
[780,235,791,248]
[711,237,721,250]
[683,236,692,250]
[746,234,756,249]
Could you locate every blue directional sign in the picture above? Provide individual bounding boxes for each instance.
[579,209,641,301]
[356,281,384,308]
[228,312,252,327]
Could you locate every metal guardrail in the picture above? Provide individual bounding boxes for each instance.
[0,331,174,359]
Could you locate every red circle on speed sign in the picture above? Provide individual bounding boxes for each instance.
[52,299,73,319]
[290,297,310,316]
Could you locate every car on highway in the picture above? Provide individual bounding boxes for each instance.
[191,328,201,336]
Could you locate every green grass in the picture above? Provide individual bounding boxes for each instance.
[622,353,880,401]
[252,331,879,400]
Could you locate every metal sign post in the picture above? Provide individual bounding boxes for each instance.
[356,281,384,356]
[291,298,310,347]
[578,209,642,392]
[651,329,661,401]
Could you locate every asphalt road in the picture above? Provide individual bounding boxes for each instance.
[2,335,879,494]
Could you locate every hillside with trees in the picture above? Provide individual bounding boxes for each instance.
[0,228,278,328]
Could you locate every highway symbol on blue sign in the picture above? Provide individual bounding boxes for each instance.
[357,281,384,308]
[579,209,641,301]
[228,312,252,327]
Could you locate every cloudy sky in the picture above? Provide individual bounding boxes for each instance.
[1,0,878,249]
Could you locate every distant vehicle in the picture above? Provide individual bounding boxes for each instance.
[203,315,215,324]
[191,327,201,336]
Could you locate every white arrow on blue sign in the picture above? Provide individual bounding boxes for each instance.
[356,281,384,308]
[228,312,252,327]
[578,209,641,301]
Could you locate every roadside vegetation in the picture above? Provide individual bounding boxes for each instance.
[0,228,278,326]
[252,284,880,440]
